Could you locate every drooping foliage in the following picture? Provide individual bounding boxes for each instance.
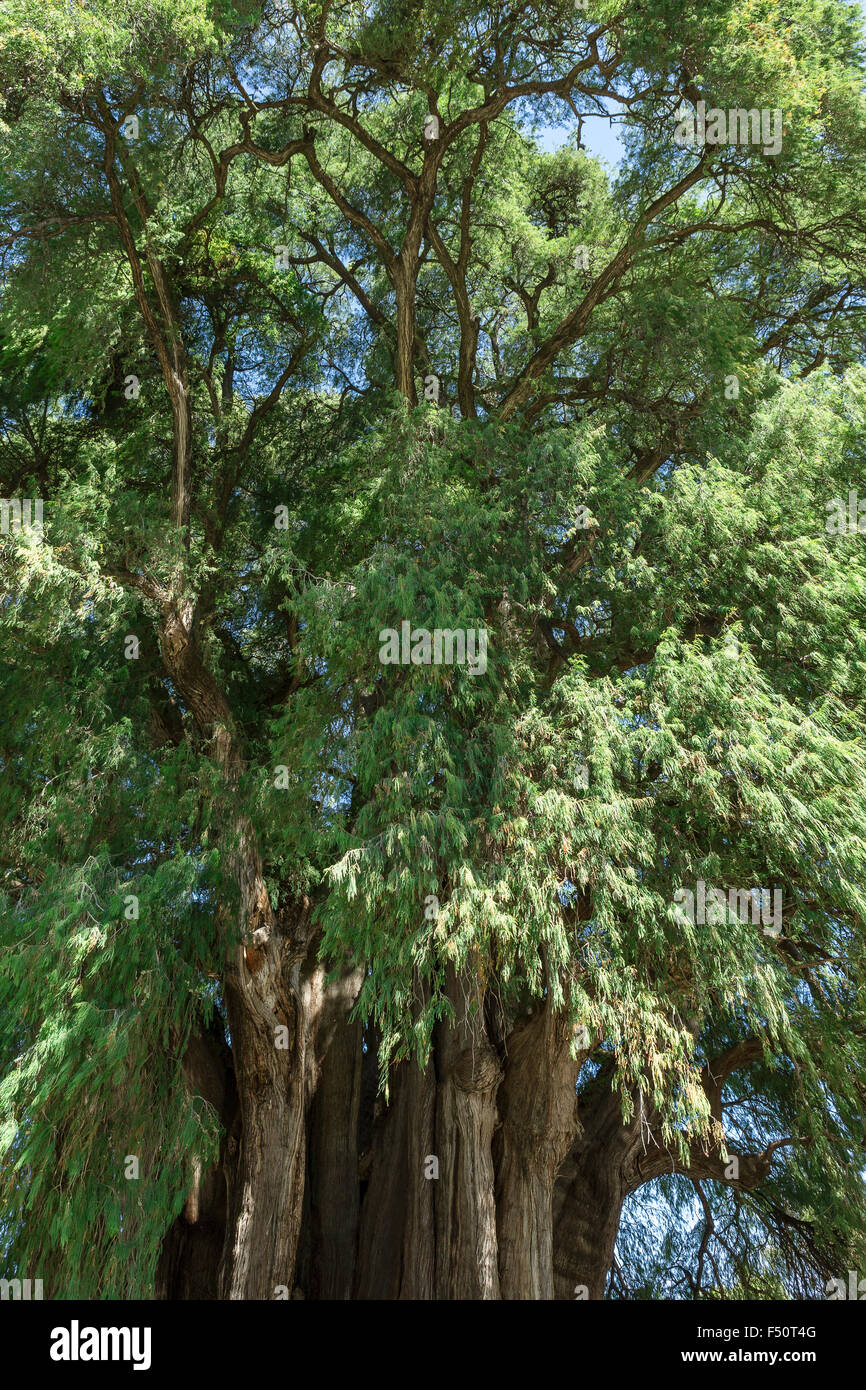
[1,0,865,1297]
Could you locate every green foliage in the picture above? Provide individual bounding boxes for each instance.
[1,0,865,1296]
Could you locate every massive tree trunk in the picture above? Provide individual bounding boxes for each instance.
[301,957,365,1300]
[157,606,314,1299]
[218,899,311,1299]
[158,950,780,1303]
[432,973,502,1299]
[552,1044,785,1300]
[353,978,501,1301]
[553,1074,636,1300]
[156,993,616,1302]
[494,1000,583,1299]
[354,1056,437,1298]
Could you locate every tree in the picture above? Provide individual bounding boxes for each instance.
[1,0,865,1299]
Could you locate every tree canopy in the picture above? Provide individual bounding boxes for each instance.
[1,0,865,1301]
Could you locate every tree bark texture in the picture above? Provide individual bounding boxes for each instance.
[159,987,781,1300]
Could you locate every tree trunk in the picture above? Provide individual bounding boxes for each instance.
[218,892,312,1299]
[302,959,365,1299]
[354,1057,437,1298]
[552,1077,633,1300]
[494,1001,582,1299]
[156,605,313,1299]
[553,1044,782,1300]
[433,974,502,1299]
[394,268,419,404]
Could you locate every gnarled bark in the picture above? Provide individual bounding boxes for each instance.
[553,1044,793,1300]
[354,982,502,1300]
[553,1071,636,1301]
[158,604,313,1300]
[494,1001,583,1299]
[433,973,502,1299]
[218,894,312,1300]
[301,957,365,1299]
[354,1057,437,1298]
